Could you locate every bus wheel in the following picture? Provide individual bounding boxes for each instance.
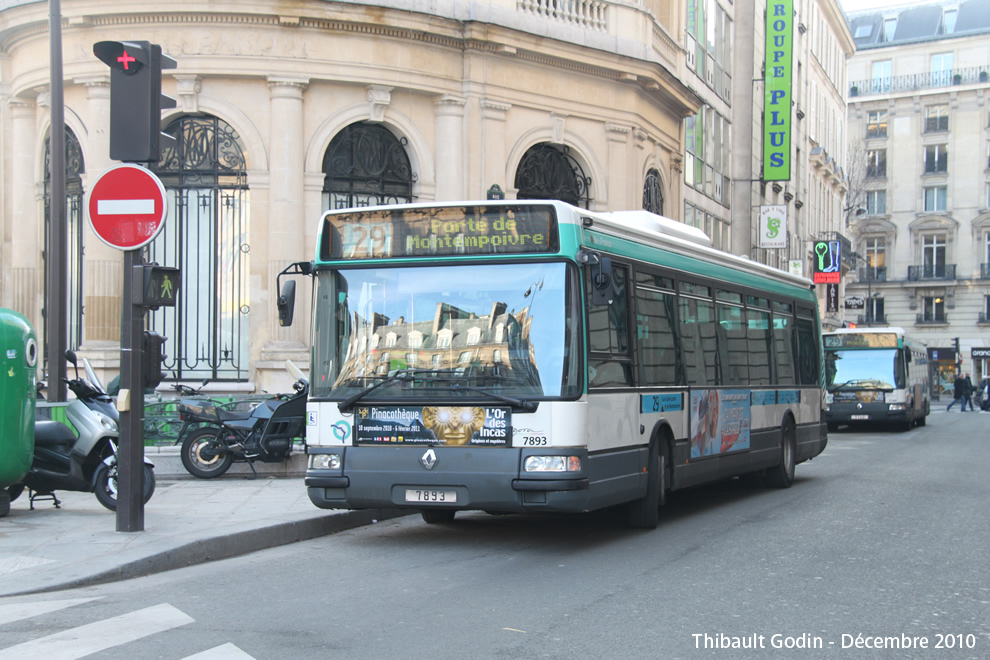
[626,443,665,529]
[916,414,927,427]
[421,509,456,524]
[765,421,796,489]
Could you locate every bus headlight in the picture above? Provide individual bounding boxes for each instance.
[888,403,906,411]
[524,456,581,472]
[310,454,341,470]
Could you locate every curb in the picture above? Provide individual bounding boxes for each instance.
[3,508,412,597]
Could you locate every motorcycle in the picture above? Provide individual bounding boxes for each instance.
[178,361,308,478]
[10,350,156,511]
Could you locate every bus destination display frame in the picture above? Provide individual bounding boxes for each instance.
[320,204,558,260]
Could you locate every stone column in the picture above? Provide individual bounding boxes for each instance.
[77,76,122,346]
[261,77,309,387]
[9,99,41,329]
[434,95,467,200]
[481,99,510,199]
[606,123,631,209]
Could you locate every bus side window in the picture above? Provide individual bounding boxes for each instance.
[679,296,719,386]
[773,313,796,385]
[747,309,773,385]
[636,287,680,386]
[587,263,633,387]
[795,314,820,386]
[717,303,748,385]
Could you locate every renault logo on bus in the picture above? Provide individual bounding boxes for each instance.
[421,449,438,470]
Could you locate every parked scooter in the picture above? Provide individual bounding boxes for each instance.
[178,361,308,478]
[10,350,156,511]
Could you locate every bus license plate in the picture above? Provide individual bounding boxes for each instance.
[850,414,869,420]
[405,489,456,503]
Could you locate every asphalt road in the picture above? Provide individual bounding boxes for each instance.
[2,409,988,659]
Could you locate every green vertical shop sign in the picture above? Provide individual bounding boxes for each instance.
[763,0,794,181]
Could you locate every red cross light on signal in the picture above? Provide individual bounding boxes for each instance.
[117,50,136,70]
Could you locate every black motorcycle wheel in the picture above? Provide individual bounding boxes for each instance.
[94,463,157,512]
[181,427,234,479]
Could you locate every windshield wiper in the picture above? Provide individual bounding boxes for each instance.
[337,372,415,413]
[447,382,538,412]
[336,368,537,413]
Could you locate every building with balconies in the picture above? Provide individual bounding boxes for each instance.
[844,0,990,395]
[0,0,700,391]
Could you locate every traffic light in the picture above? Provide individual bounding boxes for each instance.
[93,41,177,163]
[135,265,181,309]
[142,331,166,390]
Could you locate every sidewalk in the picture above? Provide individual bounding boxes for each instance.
[0,475,406,598]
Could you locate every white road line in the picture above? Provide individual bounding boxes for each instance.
[0,598,101,626]
[0,603,193,660]
[97,199,155,215]
[183,642,257,659]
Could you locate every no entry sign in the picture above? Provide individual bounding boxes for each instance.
[86,164,167,250]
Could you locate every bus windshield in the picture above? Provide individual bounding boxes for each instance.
[825,348,903,391]
[310,262,580,401]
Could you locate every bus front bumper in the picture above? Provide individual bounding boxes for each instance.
[305,445,592,514]
[826,403,911,424]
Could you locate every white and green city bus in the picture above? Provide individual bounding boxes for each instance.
[823,327,929,432]
[277,201,826,528]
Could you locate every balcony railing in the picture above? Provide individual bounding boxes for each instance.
[916,314,948,325]
[907,264,955,281]
[981,263,990,279]
[850,66,989,96]
[980,313,990,324]
[857,314,887,325]
[866,165,887,178]
[858,267,887,282]
[924,117,949,133]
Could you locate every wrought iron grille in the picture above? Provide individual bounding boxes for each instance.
[643,168,664,215]
[147,115,250,381]
[515,143,591,208]
[322,123,415,209]
[908,264,955,281]
[43,126,85,352]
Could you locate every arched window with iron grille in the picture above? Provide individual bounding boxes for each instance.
[323,123,415,209]
[643,168,664,215]
[43,126,85,351]
[147,115,250,381]
[514,143,591,208]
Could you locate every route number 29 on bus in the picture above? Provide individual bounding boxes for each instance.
[340,222,393,258]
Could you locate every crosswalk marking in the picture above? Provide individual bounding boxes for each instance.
[0,597,101,625]
[0,603,194,660]
[184,642,257,659]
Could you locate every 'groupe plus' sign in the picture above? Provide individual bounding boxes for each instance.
[117,50,136,70]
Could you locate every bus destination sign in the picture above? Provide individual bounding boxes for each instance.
[823,333,900,349]
[321,205,557,260]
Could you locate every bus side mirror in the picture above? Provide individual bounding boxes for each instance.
[278,280,297,327]
[591,256,614,306]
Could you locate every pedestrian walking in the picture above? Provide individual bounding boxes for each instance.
[946,373,966,411]
[962,373,975,412]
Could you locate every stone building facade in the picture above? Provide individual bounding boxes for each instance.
[0,0,700,392]
[844,0,990,396]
